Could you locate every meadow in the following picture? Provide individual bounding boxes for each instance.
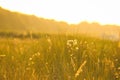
[0,33,120,80]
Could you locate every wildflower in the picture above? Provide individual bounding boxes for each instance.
[84,41,87,44]
[70,54,73,57]
[29,57,32,61]
[32,54,35,58]
[37,52,40,56]
[114,72,119,79]
[46,62,48,65]
[73,39,78,45]
[115,59,118,62]
[34,53,38,56]
[26,67,31,70]
[67,39,78,47]
[75,47,79,50]
[67,40,73,47]
[47,38,51,43]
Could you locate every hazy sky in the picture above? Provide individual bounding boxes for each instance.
[0,0,120,25]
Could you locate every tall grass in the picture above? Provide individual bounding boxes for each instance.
[0,34,120,80]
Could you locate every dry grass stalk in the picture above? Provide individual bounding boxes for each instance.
[75,60,87,78]
[0,55,6,57]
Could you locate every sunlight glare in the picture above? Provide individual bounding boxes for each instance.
[0,0,120,25]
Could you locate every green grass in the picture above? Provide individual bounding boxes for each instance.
[0,34,120,80]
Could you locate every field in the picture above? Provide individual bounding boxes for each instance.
[0,34,120,80]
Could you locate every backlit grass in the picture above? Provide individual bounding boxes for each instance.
[0,34,120,80]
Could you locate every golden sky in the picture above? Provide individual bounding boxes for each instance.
[0,0,120,25]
